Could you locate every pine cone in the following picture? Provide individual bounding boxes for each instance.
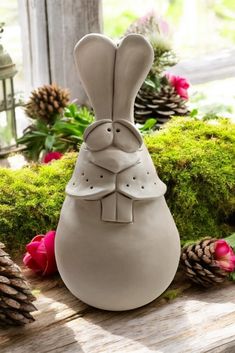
[134,85,189,126]
[181,238,229,287]
[0,242,37,326]
[25,83,70,124]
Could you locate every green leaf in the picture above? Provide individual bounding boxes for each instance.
[45,135,55,151]
[145,78,156,89]
[53,121,83,136]
[225,233,235,250]
[28,131,48,137]
[139,118,157,132]
[189,109,198,117]
[69,135,83,141]
[229,271,235,281]
[52,140,69,152]
[36,119,49,132]
[64,110,72,118]
[17,132,46,143]
[73,115,91,125]
[68,103,78,116]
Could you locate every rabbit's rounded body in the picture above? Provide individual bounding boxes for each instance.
[55,33,181,310]
[55,195,180,310]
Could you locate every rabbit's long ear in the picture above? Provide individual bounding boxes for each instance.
[74,34,116,120]
[113,34,154,122]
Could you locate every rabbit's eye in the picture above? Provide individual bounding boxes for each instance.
[84,121,113,151]
[113,121,142,152]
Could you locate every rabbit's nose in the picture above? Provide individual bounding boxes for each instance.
[89,148,140,173]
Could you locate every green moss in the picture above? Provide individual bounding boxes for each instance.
[0,117,234,252]
[0,154,75,252]
[160,288,183,301]
[146,117,235,244]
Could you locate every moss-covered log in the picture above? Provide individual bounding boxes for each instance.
[0,117,234,252]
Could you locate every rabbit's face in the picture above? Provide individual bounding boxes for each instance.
[83,119,143,173]
[74,33,154,173]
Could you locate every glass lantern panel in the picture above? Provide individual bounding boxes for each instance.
[0,79,6,111]
[6,78,13,109]
[0,78,14,111]
[0,109,16,149]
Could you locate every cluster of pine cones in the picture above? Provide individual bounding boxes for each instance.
[181,238,229,287]
[0,242,37,326]
[124,12,189,127]
[25,84,70,124]
[134,84,189,126]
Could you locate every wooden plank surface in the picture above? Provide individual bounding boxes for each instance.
[169,49,235,84]
[0,269,235,353]
[46,0,103,102]
[18,0,50,93]
[18,0,102,100]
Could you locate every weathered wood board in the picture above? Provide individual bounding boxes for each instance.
[18,0,102,101]
[169,49,235,84]
[0,269,235,353]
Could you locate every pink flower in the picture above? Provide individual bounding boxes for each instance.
[158,18,170,37]
[214,239,235,272]
[43,151,63,163]
[166,73,190,100]
[23,230,57,276]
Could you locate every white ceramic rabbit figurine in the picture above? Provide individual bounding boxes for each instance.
[55,33,180,311]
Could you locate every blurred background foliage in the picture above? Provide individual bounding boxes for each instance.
[102,0,235,118]
[103,0,235,49]
[1,0,235,118]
